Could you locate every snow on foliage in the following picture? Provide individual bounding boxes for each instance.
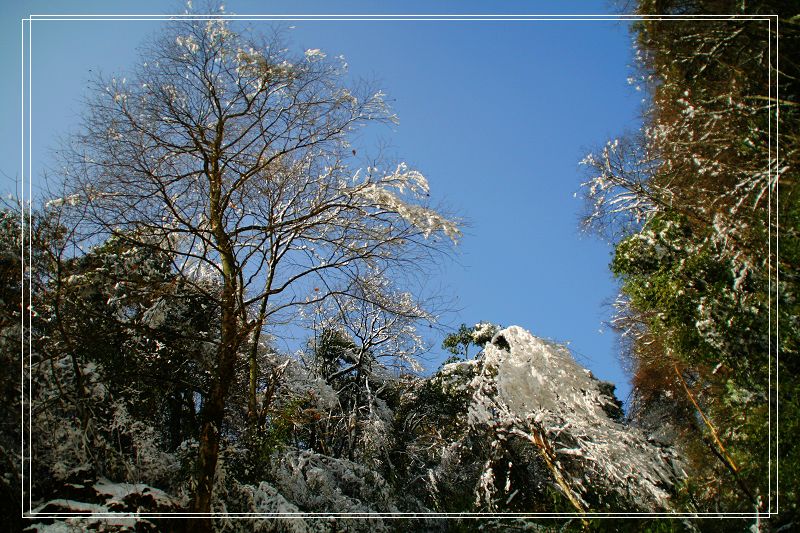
[272,448,396,515]
[304,48,326,61]
[471,321,499,346]
[441,326,684,511]
[270,352,340,410]
[356,163,461,242]
[229,481,311,532]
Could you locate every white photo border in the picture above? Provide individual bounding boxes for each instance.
[20,11,780,522]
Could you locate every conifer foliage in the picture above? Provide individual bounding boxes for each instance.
[582,1,798,527]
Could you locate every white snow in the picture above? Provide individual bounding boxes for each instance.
[445,326,684,511]
[93,477,175,508]
[304,48,326,61]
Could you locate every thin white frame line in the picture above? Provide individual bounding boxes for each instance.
[27,13,773,17]
[29,512,776,517]
[767,15,772,514]
[20,13,780,520]
[774,15,780,514]
[19,16,26,520]
[22,13,776,20]
[27,15,33,517]
[23,17,774,22]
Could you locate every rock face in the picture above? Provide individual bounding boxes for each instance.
[441,326,685,512]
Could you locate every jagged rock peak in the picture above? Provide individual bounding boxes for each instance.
[442,326,685,512]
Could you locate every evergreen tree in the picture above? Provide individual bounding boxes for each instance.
[582,0,798,525]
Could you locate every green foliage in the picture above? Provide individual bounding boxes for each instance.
[389,365,476,510]
[586,0,800,521]
[442,322,500,360]
[612,214,769,386]
[442,323,475,358]
[235,397,309,484]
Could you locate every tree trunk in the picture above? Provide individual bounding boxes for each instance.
[188,162,240,530]
[188,384,223,531]
[247,335,259,427]
[188,305,238,531]
[247,274,273,428]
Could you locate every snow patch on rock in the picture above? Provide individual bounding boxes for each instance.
[446,326,685,511]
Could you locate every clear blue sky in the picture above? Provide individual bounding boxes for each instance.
[1,1,643,403]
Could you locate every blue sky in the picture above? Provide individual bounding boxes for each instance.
[1,1,643,403]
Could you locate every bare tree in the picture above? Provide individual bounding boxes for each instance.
[56,15,458,527]
[300,272,434,462]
